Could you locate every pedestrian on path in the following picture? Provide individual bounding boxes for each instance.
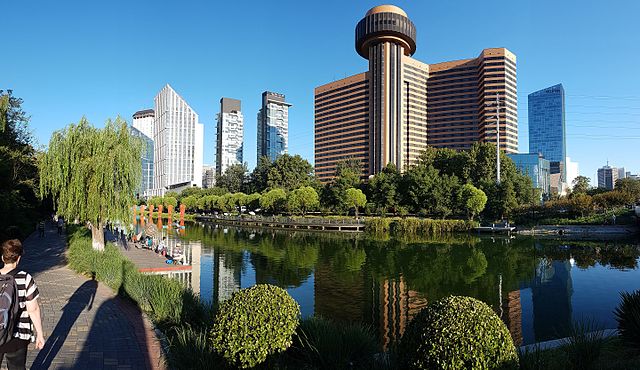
[37,221,45,238]
[0,239,46,370]
[56,216,64,235]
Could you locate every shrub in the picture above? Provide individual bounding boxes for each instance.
[210,284,300,368]
[292,316,378,369]
[561,319,606,370]
[399,295,518,370]
[614,290,640,348]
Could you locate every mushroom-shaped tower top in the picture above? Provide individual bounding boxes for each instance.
[365,5,407,17]
[355,4,417,59]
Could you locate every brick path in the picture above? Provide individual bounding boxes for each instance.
[3,225,166,370]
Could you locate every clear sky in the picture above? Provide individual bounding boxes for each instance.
[3,0,639,184]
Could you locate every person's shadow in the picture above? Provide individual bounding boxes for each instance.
[31,273,97,369]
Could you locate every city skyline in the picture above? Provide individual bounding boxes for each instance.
[3,0,639,185]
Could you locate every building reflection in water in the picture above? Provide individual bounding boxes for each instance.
[213,249,241,304]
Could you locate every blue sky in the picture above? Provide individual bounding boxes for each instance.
[3,0,639,184]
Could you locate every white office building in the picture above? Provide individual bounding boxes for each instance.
[565,156,579,189]
[132,109,155,139]
[152,84,204,195]
[216,98,244,176]
[202,164,215,188]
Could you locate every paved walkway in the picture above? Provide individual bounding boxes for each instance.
[3,225,166,370]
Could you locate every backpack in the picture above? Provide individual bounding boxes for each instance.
[0,270,20,346]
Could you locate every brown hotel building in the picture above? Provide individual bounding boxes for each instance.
[315,5,518,182]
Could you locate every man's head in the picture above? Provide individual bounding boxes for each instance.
[1,239,23,265]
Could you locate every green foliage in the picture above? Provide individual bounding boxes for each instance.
[0,90,42,240]
[246,193,261,211]
[180,195,198,211]
[210,284,300,368]
[321,159,362,213]
[364,217,392,233]
[616,178,640,203]
[572,176,591,194]
[458,183,488,220]
[368,163,401,214]
[399,295,518,370]
[292,316,379,370]
[561,319,606,370]
[366,217,477,236]
[614,290,640,348]
[593,191,633,209]
[260,188,287,214]
[39,117,142,249]
[216,163,247,193]
[267,154,315,191]
[288,186,319,215]
[163,196,178,208]
[166,325,222,370]
[344,188,366,217]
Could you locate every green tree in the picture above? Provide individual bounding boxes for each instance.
[260,188,287,215]
[163,196,177,208]
[368,163,400,214]
[288,186,319,216]
[344,188,367,218]
[458,184,488,221]
[39,117,142,250]
[322,159,362,213]
[267,154,314,191]
[246,193,261,211]
[180,195,198,211]
[572,176,591,195]
[569,193,593,217]
[217,193,236,213]
[400,162,439,214]
[216,163,247,193]
[247,156,271,194]
[615,178,640,203]
[232,192,247,214]
[0,90,41,240]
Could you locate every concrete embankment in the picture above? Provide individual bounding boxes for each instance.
[517,224,639,238]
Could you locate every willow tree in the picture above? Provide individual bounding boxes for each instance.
[39,117,142,250]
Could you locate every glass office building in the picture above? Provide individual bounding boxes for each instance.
[508,153,551,198]
[528,84,565,178]
[257,91,291,162]
[130,126,154,197]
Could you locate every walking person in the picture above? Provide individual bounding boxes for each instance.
[37,221,45,238]
[56,216,64,235]
[0,239,46,369]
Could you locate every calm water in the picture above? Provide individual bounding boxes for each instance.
[165,222,640,347]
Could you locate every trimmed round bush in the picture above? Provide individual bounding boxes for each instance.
[614,289,640,347]
[399,296,518,370]
[210,284,300,368]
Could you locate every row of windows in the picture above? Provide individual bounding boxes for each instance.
[316,108,368,124]
[316,80,368,99]
[316,99,368,116]
[316,125,368,138]
[315,89,369,108]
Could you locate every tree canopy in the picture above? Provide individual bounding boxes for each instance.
[39,117,143,250]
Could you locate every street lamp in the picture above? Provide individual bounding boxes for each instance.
[486,95,502,184]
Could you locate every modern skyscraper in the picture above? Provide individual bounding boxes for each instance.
[314,5,518,182]
[618,167,626,180]
[598,164,618,190]
[257,91,291,162]
[216,98,244,176]
[152,84,204,195]
[132,109,155,139]
[129,125,154,197]
[528,84,566,178]
[202,165,215,188]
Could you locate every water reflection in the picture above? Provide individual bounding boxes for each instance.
[173,224,640,346]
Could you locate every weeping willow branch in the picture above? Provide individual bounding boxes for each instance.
[39,116,143,250]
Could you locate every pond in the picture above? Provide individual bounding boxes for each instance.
[163,222,640,347]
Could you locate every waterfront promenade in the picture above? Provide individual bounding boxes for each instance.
[6,225,165,370]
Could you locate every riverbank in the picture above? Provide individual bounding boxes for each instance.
[517,224,639,238]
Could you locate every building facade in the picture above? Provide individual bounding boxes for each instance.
[257,91,291,162]
[528,84,566,178]
[152,84,204,195]
[314,5,518,182]
[132,109,155,139]
[598,165,618,190]
[508,153,551,198]
[216,98,244,176]
[202,165,215,188]
[130,126,154,197]
[565,157,579,190]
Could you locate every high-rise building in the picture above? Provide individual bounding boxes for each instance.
[598,164,618,190]
[132,109,155,139]
[528,84,566,179]
[507,153,551,198]
[152,84,204,195]
[618,167,626,180]
[130,125,154,197]
[216,98,244,176]
[257,91,291,162]
[565,156,579,189]
[314,5,518,182]
[202,165,215,188]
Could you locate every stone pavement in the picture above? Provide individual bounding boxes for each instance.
[2,224,166,370]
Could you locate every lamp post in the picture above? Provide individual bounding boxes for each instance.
[486,95,502,184]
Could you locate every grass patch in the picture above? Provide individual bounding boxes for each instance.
[365,217,477,236]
